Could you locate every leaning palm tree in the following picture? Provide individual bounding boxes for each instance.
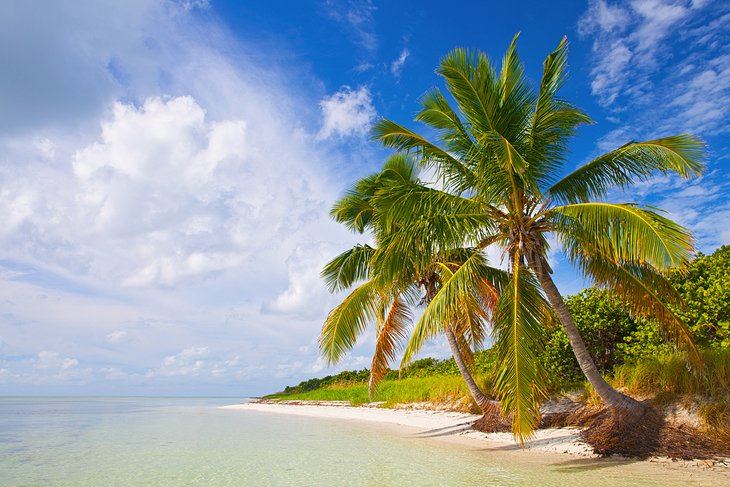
[319,153,508,411]
[372,35,705,439]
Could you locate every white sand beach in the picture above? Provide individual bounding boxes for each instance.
[223,400,730,484]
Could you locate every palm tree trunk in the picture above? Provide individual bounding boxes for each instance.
[530,254,644,415]
[444,325,499,412]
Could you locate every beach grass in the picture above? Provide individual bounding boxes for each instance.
[611,348,730,399]
[266,374,485,410]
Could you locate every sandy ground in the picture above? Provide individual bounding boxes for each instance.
[222,399,730,482]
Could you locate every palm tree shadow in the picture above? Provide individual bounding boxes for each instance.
[551,456,639,472]
[408,421,476,438]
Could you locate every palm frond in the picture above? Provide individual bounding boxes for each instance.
[527,37,592,186]
[321,245,375,293]
[400,252,509,367]
[319,280,380,365]
[548,136,705,204]
[437,47,498,135]
[492,260,549,444]
[551,202,694,271]
[369,296,412,399]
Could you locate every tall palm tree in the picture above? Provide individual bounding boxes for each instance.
[371,35,705,439]
[319,154,508,411]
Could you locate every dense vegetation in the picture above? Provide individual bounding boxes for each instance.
[272,246,729,429]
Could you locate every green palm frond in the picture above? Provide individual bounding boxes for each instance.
[416,88,475,154]
[548,136,705,204]
[319,280,381,365]
[492,260,549,443]
[437,47,498,135]
[551,202,694,271]
[400,252,508,367]
[527,37,592,185]
[373,181,496,237]
[369,296,412,399]
[321,245,375,293]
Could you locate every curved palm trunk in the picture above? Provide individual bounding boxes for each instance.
[444,325,499,412]
[530,255,643,415]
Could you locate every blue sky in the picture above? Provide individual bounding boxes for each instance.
[0,0,727,396]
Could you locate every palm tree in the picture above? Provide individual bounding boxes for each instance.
[371,35,705,439]
[319,153,508,412]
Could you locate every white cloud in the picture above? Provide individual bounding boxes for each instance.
[264,242,341,317]
[578,0,630,35]
[159,346,209,376]
[106,330,127,344]
[575,1,729,285]
[390,48,410,77]
[0,1,369,395]
[36,351,78,370]
[317,86,376,140]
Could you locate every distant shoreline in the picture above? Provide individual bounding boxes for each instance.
[223,400,730,477]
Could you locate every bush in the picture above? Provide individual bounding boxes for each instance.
[541,288,638,387]
[668,245,730,348]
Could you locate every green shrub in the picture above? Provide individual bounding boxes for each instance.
[668,245,730,348]
[541,288,638,387]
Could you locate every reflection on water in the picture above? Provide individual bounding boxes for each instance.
[0,397,725,486]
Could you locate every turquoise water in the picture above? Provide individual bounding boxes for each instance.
[0,397,725,486]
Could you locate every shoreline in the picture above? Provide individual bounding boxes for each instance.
[222,400,729,473]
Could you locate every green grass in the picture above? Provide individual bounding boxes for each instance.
[611,348,730,399]
[266,375,489,412]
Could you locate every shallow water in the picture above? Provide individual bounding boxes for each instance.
[0,397,724,486]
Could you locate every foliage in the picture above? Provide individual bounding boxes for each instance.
[541,288,639,387]
[278,350,498,396]
[279,369,371,395]
[668,245,730,348]
[319,153,505,401]
[267,374,491,412]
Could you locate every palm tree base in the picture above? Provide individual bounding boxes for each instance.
[472,401,512,433]
[582,404,661,458]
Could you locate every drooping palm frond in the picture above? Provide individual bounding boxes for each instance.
[319,280,381,365]
[330,188,376,233]
[551,202,694,271]
[369,295,412,399]
[400,252,509,367]
[321,245,375,293]
[548,136,705,204]
[492,259,549,444]
[372,180,496,238]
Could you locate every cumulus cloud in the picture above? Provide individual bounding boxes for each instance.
[317,86,376,140]
[0,1,368,395]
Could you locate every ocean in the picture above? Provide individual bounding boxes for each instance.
[0,397,722,486]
